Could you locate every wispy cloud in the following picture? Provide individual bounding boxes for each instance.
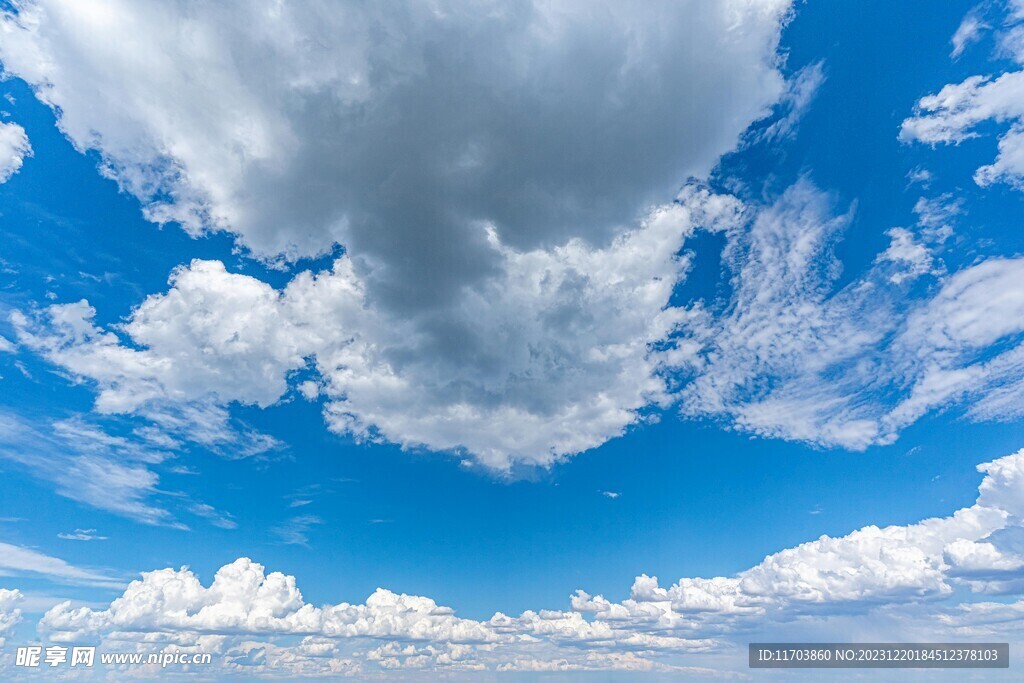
[0,541,121,588]
[56,529,107,542]
[271,515,322,547]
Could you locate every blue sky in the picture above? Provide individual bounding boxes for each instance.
[2,0,1024,679]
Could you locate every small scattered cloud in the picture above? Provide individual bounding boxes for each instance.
[271,515,322,547]
[0,121,31,183]
[951,8,988,59]
[56,529,107,542]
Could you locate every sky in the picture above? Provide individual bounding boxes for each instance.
[1,0,1024,680]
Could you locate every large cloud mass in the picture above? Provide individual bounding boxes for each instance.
[0,0,796,467]
[0,0,788,272]
[15,190,742,468]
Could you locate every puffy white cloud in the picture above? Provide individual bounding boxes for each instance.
[25,447,1024,675]
[16,189,743,469]
[877,227,937,283]
[17,176,1024,463]
[0,589,22,646]
[0,121,30,182]
[901,71,1024,188]
[0,0,797,468]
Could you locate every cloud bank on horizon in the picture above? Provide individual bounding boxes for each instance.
[0,446,1016,677]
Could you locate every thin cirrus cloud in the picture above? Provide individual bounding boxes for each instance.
[22,447,1024,676]
[0,411,240,529]
[0,541,121,589]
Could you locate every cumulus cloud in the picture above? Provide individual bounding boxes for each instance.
[15,189,743,469]
[0,0,789,268]
[0,0,801,468]
[0,589,22,646]
[0,121,30,182]
[15,175,1024,462]
[24,447,1024,676]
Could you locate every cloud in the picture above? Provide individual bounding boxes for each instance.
[676,179,1024,450]
[0,541,121,589]
[950,8,988,59]
[16,177,1024,464]
[23,447,1024,675]
[0,0,795,470]
[0,121,31,182]
[0,0,789,268]
[56,529,107,542]
[754,60,826,142]
[0,411,175,526]
[16,188,744,470]
[271,515,322,547]
[0,589,22,646]
[0,411,239,529]
[902,5,1024,188]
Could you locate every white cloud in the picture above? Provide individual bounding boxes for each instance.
[903,5,1024,189]
[16,177,1024,463]
[677,180,893,448]
[0,121,30,182]
[0,589,22,646]
[56,529,107,542]
[0,411,240,529]
[755,60,826,142]
[16,189,744,470]
[877,227,937,284]
[0,541,121,589]
[886,257,1024,430]
[271,515,321,547]
[676,179,1024,450]
[24,447,1024,676]
[0,0,797,469]
[950,8,988,59]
